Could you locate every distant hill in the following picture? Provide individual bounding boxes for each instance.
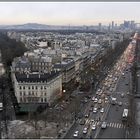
[0,23,92,30]
[0,23,51,30]
[0,23,99,31]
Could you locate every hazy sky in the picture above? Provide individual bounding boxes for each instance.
[0,2,140,25]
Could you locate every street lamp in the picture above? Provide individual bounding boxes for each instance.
[63,90,66,93]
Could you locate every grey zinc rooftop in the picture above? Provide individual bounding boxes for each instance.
[15,71,60,83]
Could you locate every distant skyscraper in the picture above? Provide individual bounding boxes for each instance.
[124,20,130,28]
[130,20,135,29]
[112,21,114,30]
[98,23,102,31]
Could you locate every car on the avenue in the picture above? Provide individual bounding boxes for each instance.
[98,99,102,104]
[115,77,118,81]
[92,96,95,101]
[83,127,88,134]
[97,89,101,92]
[73,131,79,137]
[0,103,3,111]
[101,122,107,129]
[105,97,108,101]
[93,107,98,113]
[84,98,88,103]
[121,93,124,98]
[111,97,117,105]
[91,124,96,130]
[98,92,102,96]
[100,108,104,113]
[85,113,90,118]
[94,98,98,103]
[122,73,125,76]
[91,119,94,122]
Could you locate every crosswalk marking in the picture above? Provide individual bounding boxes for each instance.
[107,123,110,127]
[119,123,121,128]
[109,122,113,127]
[96,122,99,125]
[85,119,89,124]
[120,124,123,128]
[114,123,117,128]
[105,122,126,129]
[78,119,126,129]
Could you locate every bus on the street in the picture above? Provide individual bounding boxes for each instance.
[122,108,128,122]
[0,102,3,111]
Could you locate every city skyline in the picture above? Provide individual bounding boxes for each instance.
[0,2,140,26]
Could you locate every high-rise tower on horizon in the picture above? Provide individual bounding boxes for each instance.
[112,21,114,30]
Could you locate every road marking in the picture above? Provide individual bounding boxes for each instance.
[111,123,114,127]
[97,121,100,125]
[94,121,97,125]
[107,123,110,127]
[108,122,111,127]
[119,124,122,128]
[116,123,119,128]
[115,123,117,128]
[98,121,101,125]
[87,119,90,124]
[117,123,120,128]
[86,119,89,124]
[106,122,126,129]
[119,123,122,128]
[110,123,114,127]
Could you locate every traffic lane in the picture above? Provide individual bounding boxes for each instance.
[114,78,129,101]
[98,86,128,138]
[98,77,130,137]
[109,73,130,119]
[71,102,100,138]
[85,105,109,138]
[64,122,79,138]
[65,53,127,138]
[107,103,123,121]
[84,115,102,139]
[84,107,103,138]
[114,71,130,104]
[71,93,107,138]
[91,64,124,138]
[99,127,126,138]
[67,115,92,139]
[80,98,109,139]
[115,75,130,93]
[76,116,97,139]
[66,53,126,138]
